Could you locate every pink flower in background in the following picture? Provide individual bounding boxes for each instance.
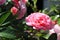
[54,24,60,33]
[11,6,18,15]
[49,24,60,40]
[11,0,27,19]
[25,12,54,30]
[0,0,6,5]
[54,25,60,40]
[16,0,27,19]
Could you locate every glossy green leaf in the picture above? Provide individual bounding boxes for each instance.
[7,0,11,2]
[0,32,16,39]
[0,8,1,12]
[51,16,55,20]
[42,8,48,14]
[43,34,51,39]
[51,15,59,21]
[55,9,59,13]
[0,12,11,25]
[57,18,60,24]
[1,21,10,26]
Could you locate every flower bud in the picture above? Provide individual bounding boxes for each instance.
[11,6,18,15]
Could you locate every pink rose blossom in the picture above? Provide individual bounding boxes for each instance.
[25,12,54,30]
[0,0,6,5]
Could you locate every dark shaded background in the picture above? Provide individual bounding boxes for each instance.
[27,0,43,15]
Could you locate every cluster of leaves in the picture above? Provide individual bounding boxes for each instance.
[0,0,60,40]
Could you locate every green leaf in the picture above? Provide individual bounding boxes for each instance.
[7,26,16,30]
[55,9,59,13]
[48,5,56,13]
[1,21,10,26]
[0,12,11,25]
[32,0,37,5]
[0,12,6,16]
[42,8,48,13]
[57,18,60,24]
[0,8,1,12]
[15,38,21,40]
[32,0,37,12]
[43,33,51,39]
[35,32,42,37]
[51,16,55,20]
[39,37,47,40]
[51,15,59,21]
[0,32,16,39]
[48,33,57,40]
[7,0,11,2]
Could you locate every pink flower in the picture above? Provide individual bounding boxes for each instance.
[49,24,60,40]
[49,29,55,34]
[22,0,28,4]
[54,24,60,33]
[16,1,27,19]
[49,24,60,34]
[11,6,18,15]
[57,33,60,40]
[54,25,60,40]
[11,0,27,19]
[25,12,54,30]
[0,0,6,5]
